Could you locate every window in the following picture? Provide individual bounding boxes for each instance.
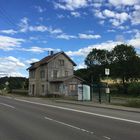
[40,70,45,79]
[53,70,58,78]
[42,85,45,93]
[65,71,68,77]
[69,84,76,91]
[30,70,35,78]
[59,59,64,66]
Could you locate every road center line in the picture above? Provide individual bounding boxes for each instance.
[44,116,94,135]
[0,102,15,109]
[14,98,140,124]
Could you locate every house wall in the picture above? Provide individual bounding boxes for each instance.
[29,64,48,96]
[28,53,76,96]
[64,77,82,96]
[47,54,74,81]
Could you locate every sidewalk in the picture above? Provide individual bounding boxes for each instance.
[1,94,140,113]
[55,99,140,113]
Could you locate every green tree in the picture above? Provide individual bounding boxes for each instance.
[84,48,111,82]
[85,48,111,67]
[110,44,140,93]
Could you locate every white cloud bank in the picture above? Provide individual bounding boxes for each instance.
[54,0,88,11]
[0,56,25,77]
[0,35,24,51]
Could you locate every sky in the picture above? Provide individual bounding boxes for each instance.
[0,0,140,77]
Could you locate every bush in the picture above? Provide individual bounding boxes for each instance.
[125,99,140,108]
[128,82,140,96]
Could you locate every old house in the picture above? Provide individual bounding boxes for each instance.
[27,51,84,96]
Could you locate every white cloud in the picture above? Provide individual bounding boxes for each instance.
[107,29,115,32]
[0,29,17,35]
[5,56,25,67]
[75,62,87,70]
[102,9,129,26]
[29,25,48,32]
[0,56,25,77]
[18,17,64,35]
[48,27,63,34]
[79,33,101,39]
[25,58,39,64]
[99,20,105,25]
[19,17,29,32]
[54,0,88,10]
[57,14,65,19]
[66,40,123,57]
[21,46,60,53]
[109,19,120,26]
[134,5,140,10]
[71,11,81,17]
[128,38,140,49]
[0,35,24,51]
[131,9,140,25]
[94,10,105,19]
[34,6,46,13]
[103,9,115,18]
[56,34,77,40]
[115,12,129,23]
[108,0,139,6]
[118,25,129,30]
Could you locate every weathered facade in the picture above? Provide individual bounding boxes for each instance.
[27,52,84,96]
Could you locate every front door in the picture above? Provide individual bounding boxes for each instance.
[32,84,35,96]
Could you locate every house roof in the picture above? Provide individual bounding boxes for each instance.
[27,51,76,70]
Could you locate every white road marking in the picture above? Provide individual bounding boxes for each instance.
[14,98,140,124]
[0,102,15,109]
[44,116,94,134]
[103,136,111,140]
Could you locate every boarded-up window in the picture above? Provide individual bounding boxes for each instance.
[69,84,76,91]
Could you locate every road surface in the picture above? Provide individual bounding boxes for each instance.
[0,96,140,140]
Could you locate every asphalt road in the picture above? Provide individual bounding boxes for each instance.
[0,96,140,140]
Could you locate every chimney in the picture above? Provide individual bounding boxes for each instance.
[48,51,54,56]
[50,51,54,55]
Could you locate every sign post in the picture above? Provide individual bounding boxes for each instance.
[105,68,111,103]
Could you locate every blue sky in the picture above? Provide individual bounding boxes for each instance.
[0,0,140,77]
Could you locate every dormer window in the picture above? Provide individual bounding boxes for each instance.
[59,59,64,66]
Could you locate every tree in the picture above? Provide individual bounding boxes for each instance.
[110,44,140,93]
[85,48,111,67]
[84,48,111,82]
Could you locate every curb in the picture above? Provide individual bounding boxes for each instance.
[55,100,140,113]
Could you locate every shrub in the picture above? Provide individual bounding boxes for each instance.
[128,82,140,96]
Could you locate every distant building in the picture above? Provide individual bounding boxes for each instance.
[27,51,84,96]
